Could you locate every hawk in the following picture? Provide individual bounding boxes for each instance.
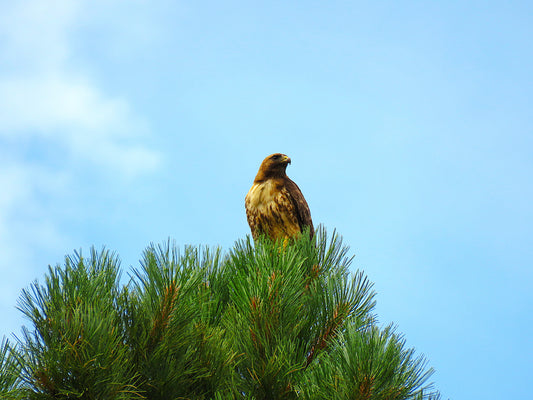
[245,153,314,241]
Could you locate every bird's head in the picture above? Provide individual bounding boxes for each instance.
[255,153,291,181]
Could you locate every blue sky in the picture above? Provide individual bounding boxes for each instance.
[1,1,532,398]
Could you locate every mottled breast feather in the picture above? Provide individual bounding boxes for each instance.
[245,176,314,241]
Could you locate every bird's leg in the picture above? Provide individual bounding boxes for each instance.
[275,236,290,253]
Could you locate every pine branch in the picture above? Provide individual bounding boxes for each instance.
[300,323,441,400]
[15,248,140,399]
[4,228,440,399]
[0,338,23,399]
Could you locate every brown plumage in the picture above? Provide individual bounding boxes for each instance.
[245,153,314,241]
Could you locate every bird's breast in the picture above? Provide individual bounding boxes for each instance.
[246,180,278,211]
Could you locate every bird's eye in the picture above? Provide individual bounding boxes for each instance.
[272,154,281,160]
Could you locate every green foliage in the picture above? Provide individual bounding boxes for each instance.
[124,242,237,399]
[1,227,441,399]
[299,323,442,400]
[16,249,137,399]
[0,338,23,399]
[223,229,376,399]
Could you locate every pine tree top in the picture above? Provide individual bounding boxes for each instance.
[1,227,441,400]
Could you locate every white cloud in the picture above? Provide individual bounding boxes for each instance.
[0,0,76,71]
[0,161,68,330]
[0,0,161,176]
[0,164,74,341]
[0,76,127,133]
[0,75,160,176]
[0,0,162,338]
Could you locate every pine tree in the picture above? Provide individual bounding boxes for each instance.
[1,228,441,399]
[0,338,23,399]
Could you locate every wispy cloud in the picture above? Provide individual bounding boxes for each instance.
[0,0,161,175]
[0,0,161,337]
[0,158,70,336]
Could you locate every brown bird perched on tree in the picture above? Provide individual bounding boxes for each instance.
[245,153,314,241]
